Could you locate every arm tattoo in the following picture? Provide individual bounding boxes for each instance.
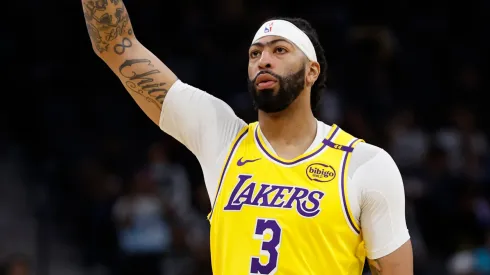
[119,59,168,107]
[82,0,132,54]
[82,0,168,109]
[114,37,132,55]
[368,259,381,275]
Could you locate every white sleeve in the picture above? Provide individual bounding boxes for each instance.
[350,144,410,259]
[159,80,246,198]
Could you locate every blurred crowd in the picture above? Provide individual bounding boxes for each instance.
[1,0,489,274]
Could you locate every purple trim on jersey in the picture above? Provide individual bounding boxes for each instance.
[209,128,249,220]
[254,126,339,165]
[322,139,355,152]
[340,138,361,234]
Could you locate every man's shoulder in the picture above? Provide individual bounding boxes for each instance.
[353,142,385,161]
[229,121,256,145]
[349,142,391,177]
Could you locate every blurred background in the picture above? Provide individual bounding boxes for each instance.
[0,0,487,274]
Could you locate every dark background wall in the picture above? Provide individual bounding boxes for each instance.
[0,0,488,274]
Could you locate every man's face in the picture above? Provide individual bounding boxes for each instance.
[247,36,307,113]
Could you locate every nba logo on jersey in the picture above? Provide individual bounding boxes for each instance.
[264,22,273,33]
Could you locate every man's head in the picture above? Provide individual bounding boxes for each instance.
[247,17,327,114]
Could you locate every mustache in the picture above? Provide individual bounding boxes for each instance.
[251,70,282,83]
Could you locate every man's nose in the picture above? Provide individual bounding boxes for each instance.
[258,51,273,70]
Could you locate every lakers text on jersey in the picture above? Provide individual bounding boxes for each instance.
[208,122,366,275]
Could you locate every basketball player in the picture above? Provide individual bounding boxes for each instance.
[81,0,413,274]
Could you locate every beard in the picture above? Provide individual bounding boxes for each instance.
[247,66,306,113]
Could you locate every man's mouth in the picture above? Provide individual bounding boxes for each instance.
[255,73,278,89]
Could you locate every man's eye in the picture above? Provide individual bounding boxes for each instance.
[275,47,287,54]
[250,51,261,58]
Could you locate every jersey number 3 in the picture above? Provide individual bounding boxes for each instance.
[250,219,282,274]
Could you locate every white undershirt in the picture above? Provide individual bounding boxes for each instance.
[159,80,410,259]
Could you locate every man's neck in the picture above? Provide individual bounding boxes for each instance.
[258,99,317,146]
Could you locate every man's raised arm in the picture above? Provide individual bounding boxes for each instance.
[81,0,177,125]
[80,0,247,184]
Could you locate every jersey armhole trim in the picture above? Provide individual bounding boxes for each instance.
[340,138,364,234]
[207,125,249,222]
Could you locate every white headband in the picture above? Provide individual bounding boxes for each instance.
[252,20,317,62]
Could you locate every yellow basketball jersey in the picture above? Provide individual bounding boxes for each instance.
[208,122,366,275]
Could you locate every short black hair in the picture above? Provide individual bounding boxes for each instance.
[264,17,327,113]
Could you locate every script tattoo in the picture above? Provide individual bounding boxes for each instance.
[82,0,131,53]
[119,59,168,108]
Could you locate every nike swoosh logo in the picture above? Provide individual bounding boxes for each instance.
[237,157,261,166]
